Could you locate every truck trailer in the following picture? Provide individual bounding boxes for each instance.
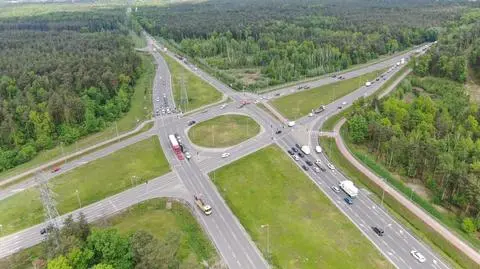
[194,194,212,215]
[339,180,358,198]
[168,134,184,160]
[301,145,311,155]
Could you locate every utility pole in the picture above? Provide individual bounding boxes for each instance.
[36,172,61,258]
[261,224,270,255]
[75,189,82,208]
[180,76,188,113]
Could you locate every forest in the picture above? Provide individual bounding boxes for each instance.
[133,0,472,90]
[345,9,480,236]
[0,9,141,172]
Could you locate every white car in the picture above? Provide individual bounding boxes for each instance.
[293,155,299,161]
[314,167,320,173]
[327,163,335,170]
[341,101,347,106]
[331,186,340,193]
[315,159,321,165]
[410,250,426,263]
[315,146,322,153]
[220,104,227,109]
[185,152,191,159]
[221,152,230,158]
[308,113,313,117]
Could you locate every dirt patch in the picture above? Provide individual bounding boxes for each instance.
[406,182,431,201]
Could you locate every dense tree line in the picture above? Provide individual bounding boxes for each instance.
[133,0,473,89]
[2,213,189,269]
[345,75,480,233]
[414,9,480,82]
[0,10,141,172]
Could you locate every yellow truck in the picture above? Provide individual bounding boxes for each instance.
[194,194,212,215]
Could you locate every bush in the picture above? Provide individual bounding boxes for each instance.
[461,218,476,234]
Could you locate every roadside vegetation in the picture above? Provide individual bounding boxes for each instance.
[162,53,223,112]
[210,145,392,269]
[0,137,170,236]
[188,114,260,148]
[0,199,218,269]
[133,0,462,90]
[271,69,385,120]
[319,137,463,269]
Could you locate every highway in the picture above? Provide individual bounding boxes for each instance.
[149,36,453,269]
[0,172,188,259]
[0,34,459,269]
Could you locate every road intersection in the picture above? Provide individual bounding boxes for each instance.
[0,35,463,269]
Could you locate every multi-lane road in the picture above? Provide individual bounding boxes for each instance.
[0,34,463,269]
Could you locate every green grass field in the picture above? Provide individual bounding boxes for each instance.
[163,53,223,112]
[271,69,386,120]
[209,145,393,269]
[188,114,260,148]
[0,52,155,182]
[0,199,217,269]
[0,137,170,236]
[109,198,218,267]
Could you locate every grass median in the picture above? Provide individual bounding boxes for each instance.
[0,53,155,182]
[209,145,393,269]
[0,199,218,269]
[0,137,170,236]
[163,53,223,112]
[271,69,386,120]
[188,114,260,148]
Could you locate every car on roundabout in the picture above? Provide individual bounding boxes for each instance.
[221,152,231,158]
[331,186,340,193]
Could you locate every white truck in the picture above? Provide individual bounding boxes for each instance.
[194,194,212,215]
[301,145,311,155]
[339,180,358,198]
[287,121,296,127]
[400,58,405,65]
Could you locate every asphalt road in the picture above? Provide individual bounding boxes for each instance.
[0,35,456,269]
[0,130,155,202]
[148,38,454,269]
[0,172,187,259]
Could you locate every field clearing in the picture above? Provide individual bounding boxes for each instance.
[163,53,223,112]
[188,114,260,148]
[271,69,386,120]
[210,145,393,269]
[0,137,169,236]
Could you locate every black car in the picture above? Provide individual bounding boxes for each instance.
[337,105,342,109]
[292,147,298,153]
[319,166,326,172]
[295,143,301,149]
[287,150,294,155]
[332,74,337,78]
[302,165,309,171]
[275,130,282,134]
[372,226,384,236]
[376,78,380,81]
[188,120,196,126]
[306,160,313,166]
[298,152,304,158]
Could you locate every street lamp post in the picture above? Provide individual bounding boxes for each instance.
[75,189,82,208]
[261,224,270,255]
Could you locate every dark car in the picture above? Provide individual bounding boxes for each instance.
[287,150,294,155]
[40,226,54,235]
[372,226,384,236]
[51,167,61,173]
[275,130,282,134]
[298,152,304,158]
[275,93,281,96]
[344,197,354,205]
[295,143,301,149]
[319,166,326,172]
[292,147,298,153]
[302,165,309,171]
[376,78,380,81]
[306,160,313,166]
[337,105,342,109]
[332,74,337,78]
[187,120,196,126]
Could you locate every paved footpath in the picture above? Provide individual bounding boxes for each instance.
[333,118,480,266]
